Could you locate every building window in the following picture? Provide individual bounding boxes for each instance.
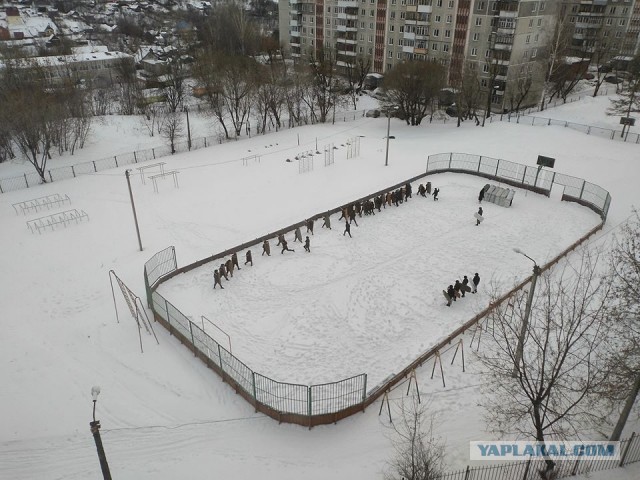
[531,48,537,58]
[370,22,374,28]
[360,33,364,40]
[523,50,529,58]
[478,1,485,9]
[481,78,488,87]
[485,49,490,57]
[483,64,489,73]
[615,31,622,38]
[491,1,497,11]
[619,19,626,26]
[387,63,392,70]
[433,28,439,36]
[390,24,395,31]
[327,6,331,12]
[526,34,530,44]
[435,14,441,22]
[361,9,365,15]
[388,50,393,58]
[473,33,480,41]
[448,0,454,7]
[475,18,482,26]
[399,39,404,45]
[540,1,545,10]
[432,43,438,50]
[534,33,539,42]
[606,18,612,25]
[445,29,451,38]
[532,2,537,12]
[529,19,533,27]
[401,12,406,19]
[369,35,373,42]
[436,0,442,6]
[368,47,373,54]
[370,9,374,16]
[391,11,396,19]
[397,52,402,58]
[389,37,394,44]
[446,14,452,23]
[400,25,405,32]
[537,18,542,27]
[609,6,616,14]
[326,18,330,24]
[471,47,478,56]
[623,7,629,13]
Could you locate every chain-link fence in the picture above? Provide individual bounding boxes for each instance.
[440,433,640,480]
[493,112,640,144]
[426,153,611,220]
[0,110,366,195]
[145,247,367,426]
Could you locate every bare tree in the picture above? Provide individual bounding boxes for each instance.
[540,7,575,110]
[590,28,619,97]
[607,55,640,136]
[603,211,640,440]
[382,60,445,126]
[308,47,344,124]
[478,248,612,479]
[385,397,445,480]
[506,63,543,113]
[343,55,372,109]
[164,60,186,114]
[160,110,184,155]
[455,61,483,126]
[114,56,141,116]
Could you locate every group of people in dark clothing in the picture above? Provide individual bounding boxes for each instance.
[445,273,480,307]
[214,251,252,289]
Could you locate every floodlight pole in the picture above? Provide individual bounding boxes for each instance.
[125,169,143,252]
[512,249,541,378]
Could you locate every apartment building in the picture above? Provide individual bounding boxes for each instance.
[560,0,637,59]
[280,0,638,111]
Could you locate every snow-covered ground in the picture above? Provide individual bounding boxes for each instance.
[0,94,638,480]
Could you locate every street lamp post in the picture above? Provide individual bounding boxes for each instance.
[384,106,398,167]
[512,248,542,378]
[90,386,112,480]
[124,169,143,252]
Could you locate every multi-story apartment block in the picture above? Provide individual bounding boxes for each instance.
[561,0,636,59]
[280,0,639,111]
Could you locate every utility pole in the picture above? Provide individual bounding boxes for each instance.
[512,248,541,377]
[186,106,192,150]
[385,111,392,167]
[90,386,112,480]
[125,169,143,252]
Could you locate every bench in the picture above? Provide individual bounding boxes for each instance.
[149,170,180,193]
[136,162,166,185]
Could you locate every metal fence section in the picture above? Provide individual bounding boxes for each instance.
[145,250,368,425]
[494,112,640,144]
[439,433,640,479]
[426,152,611,220]
[0,109,367,195]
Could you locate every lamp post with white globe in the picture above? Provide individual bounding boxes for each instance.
[90,386,112,480]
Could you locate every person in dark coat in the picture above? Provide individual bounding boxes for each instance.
[432,187,439,201]
[343,220,352,238]
[276,233,285,246]
[232,252,240,270]
[446,284,456,306]
[245,250,253,266]
[348,205,358,225]
[294,227,303,242]
[472,273,480,293]
[418,184,426,197]
[219,263,228,280]
[426,182,432,195]
[478,187,485,203]
[476,206,483,226]
[322,213,331,229]
[454,280,462,298]
[306,218,314,235]
[304,236,311,253]
[262,239,271,256]
[213,269,224,289]
[462,275,469,296]
[281,238,295,254]
[405,182,412,201]
[226,258,234,277]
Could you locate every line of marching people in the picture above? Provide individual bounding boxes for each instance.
[445,273,480,307]
[214,179,443,290]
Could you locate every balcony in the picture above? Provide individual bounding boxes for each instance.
[417,5,432,12]
[337,24,358,32]
[337,0,358,7]
[404,32,416,40]
[497,27,516,35]
[414,47,427,54]
[403,45,414,53]
[338,12,358,20]
[336,37,358,44]
[290,19,299,27]
[291,30,301,37]
[494,43,513,51]
[495,74,507,81]
[499,10,518,18]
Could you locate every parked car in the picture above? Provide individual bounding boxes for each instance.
[604,75,623,84]
[445,104,458,117]
[365,109,381,118]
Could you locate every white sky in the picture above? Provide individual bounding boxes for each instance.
[0,94,638,479]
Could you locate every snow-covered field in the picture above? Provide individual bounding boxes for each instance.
[0,94,638,480]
